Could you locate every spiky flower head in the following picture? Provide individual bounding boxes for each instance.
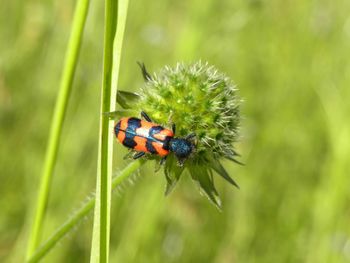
[116,61,242,208]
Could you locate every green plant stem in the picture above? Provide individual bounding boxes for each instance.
[27,160,145,263]
[26,0,90,259]
[90,0,129,262]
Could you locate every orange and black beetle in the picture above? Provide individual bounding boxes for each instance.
[115,111,196,165]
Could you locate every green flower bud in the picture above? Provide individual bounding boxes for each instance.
[116,61,242,209]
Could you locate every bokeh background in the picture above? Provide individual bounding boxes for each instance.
[1,0,350,262]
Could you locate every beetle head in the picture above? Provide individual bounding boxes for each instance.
[169,136,196,166]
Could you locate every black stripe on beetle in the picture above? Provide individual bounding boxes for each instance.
[122,118,141,148]
[149,126,164,139]
[127,118,142,131]
[146,140,157,154]
[162,136,172,151]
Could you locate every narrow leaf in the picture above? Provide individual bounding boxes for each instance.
[208,155,239,188]
[189,165,221,209]
[137,61,152,82]
[225,155,244,165]
[104,109,137,119]
[223,149,244,165]
[164,155,184,195]
[116,90,140,109]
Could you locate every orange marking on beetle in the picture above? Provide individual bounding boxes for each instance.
[133,136,148,152]
[119,117,129,131]
[140,119,157,129]
[152,142,169,157]
[117,130,126,143]
[153,129,174,141]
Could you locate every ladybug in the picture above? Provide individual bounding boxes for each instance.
[114,111,196,165]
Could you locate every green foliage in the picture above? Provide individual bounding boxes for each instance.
[116,90,140,109]
[27,160,144,263]
[130,62,241,207]
[2,0,350,262]
[26,0,90,259]
[137,62,241,159]
[90,0,129,262]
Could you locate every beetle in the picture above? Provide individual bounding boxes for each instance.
[114,111,196,165]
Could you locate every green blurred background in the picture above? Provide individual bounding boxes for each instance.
[1,0,350,262]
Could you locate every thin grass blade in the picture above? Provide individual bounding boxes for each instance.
[26,0,90,259]
[90,0,129,262]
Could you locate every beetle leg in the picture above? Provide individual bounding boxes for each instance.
[123,150,135,160]
[137,61,152,82]
[160,156,167,165]
[141,111,152,122]
[133,152,145,159]
[154,156,167,172]
[172,123,176,135]
[185,133,196,140]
